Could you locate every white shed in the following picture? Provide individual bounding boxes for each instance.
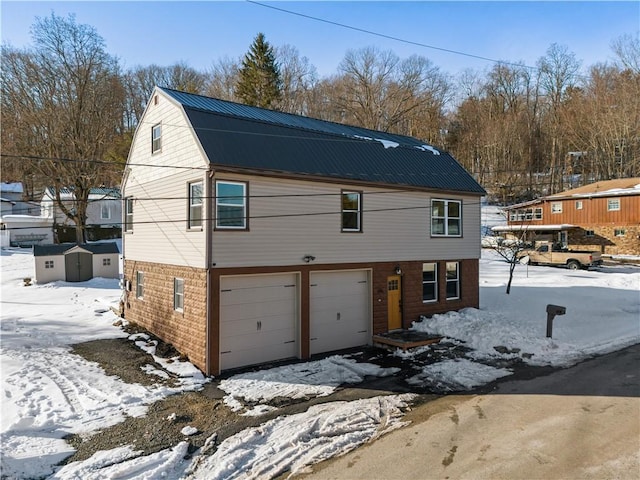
[33,242,120,283]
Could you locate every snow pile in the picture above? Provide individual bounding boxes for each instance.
[219,355,400,413]
[189,394,415,479]
[412,250,640,367]
[408,359,512,391]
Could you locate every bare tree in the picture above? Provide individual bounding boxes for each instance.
[275,44,318,115]
[205,56,241,101]
[1,13,125,243]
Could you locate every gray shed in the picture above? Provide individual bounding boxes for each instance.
[33,242,120,283]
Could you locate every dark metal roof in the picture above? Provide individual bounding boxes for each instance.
[34,242,120,256]
[160,88,485,195]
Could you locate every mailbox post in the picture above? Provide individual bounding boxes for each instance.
[546,304,566,338]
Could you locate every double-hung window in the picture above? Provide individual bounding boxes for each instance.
[216,180,247,229]
[431,199,461,237]
[422,263,437,302]
[124,198,134,232]
[188,181,203,229]
[136,271,144,299]
[551,202,562,214]
[174,278,184,312]
[341,191,362,232]
[152,124,162,153]
[446,262,460,300]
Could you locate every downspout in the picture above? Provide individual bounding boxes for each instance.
[205,166,215,375]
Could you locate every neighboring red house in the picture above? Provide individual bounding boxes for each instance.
[495,178,640,256]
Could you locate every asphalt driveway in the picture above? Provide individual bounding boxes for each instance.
[300,343,640,480]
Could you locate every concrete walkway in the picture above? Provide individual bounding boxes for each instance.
[301,344,640,480]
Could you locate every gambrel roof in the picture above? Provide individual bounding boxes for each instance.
[160,87,485,195]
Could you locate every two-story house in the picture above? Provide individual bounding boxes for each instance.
[41,186,122,241]
[496,178,640,255]
[122,87,486,375]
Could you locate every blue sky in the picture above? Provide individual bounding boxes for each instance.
[2,1,638,77]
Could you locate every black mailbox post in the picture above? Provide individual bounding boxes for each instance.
[546,304,566,338]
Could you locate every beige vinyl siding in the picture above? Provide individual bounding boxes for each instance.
[92,254,120,279]
[212,174,481,268]
[35,256,65,283]
[123,90,208,268]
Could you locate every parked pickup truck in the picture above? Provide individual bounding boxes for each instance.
[520,242,603,270]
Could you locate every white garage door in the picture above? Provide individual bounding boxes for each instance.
[220,273,298,370]
[310,270,370,355]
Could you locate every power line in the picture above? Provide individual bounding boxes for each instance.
[247,0,538,72]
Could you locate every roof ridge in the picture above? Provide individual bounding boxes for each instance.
[159,87,437,150]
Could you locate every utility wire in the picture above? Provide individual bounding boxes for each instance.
[247,0,538,71]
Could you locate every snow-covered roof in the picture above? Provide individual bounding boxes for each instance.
[1,182,23,194]
[546,177,640,200]
[43,186,121,201]
[492,224,576,232]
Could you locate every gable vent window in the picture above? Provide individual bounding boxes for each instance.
[431,199,461,237]
[152,124,162,153]
[341,191,362,232]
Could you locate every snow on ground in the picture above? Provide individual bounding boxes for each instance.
[219,355,399,414]
[412,249,640,369]
[2,210,639,479]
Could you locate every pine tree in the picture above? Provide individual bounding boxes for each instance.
[235,33,282,109]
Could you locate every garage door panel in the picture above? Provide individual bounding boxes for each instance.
[220,273,298,371]
[220,299,296,324]
[310,270,370,355]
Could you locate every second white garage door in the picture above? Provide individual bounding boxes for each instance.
[309,270,370,355]
[220,273,298,370]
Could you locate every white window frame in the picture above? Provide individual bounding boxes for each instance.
[124,198,134,232]
[431,199,462,237]
[341,190,362,232]
[174,278,184,312]
[575,200,583,210]
[607,198,620,211]
[422,262,438,303]
[152,124,162,153]
[101,203,111,220]
[215,180,247,229]
[533,207,543,220]
[45,260,54,269]
[446,262,460,300]
[551,202,563,214]
[136,271,144,299]
[614,228,626,237]
[188,181,203,229]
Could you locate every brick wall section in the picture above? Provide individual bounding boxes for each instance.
[124,260,208,372]
[568,226,640,256]
[372,259,479,333]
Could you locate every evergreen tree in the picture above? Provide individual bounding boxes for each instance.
[235,33,282,109]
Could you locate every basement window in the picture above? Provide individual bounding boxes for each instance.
[174,278,184,312]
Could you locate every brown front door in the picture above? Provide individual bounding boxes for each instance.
[387,275,402,330]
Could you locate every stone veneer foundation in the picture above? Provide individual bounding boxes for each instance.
[124,260,208,372]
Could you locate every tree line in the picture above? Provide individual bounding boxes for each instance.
[2,13,639,231]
